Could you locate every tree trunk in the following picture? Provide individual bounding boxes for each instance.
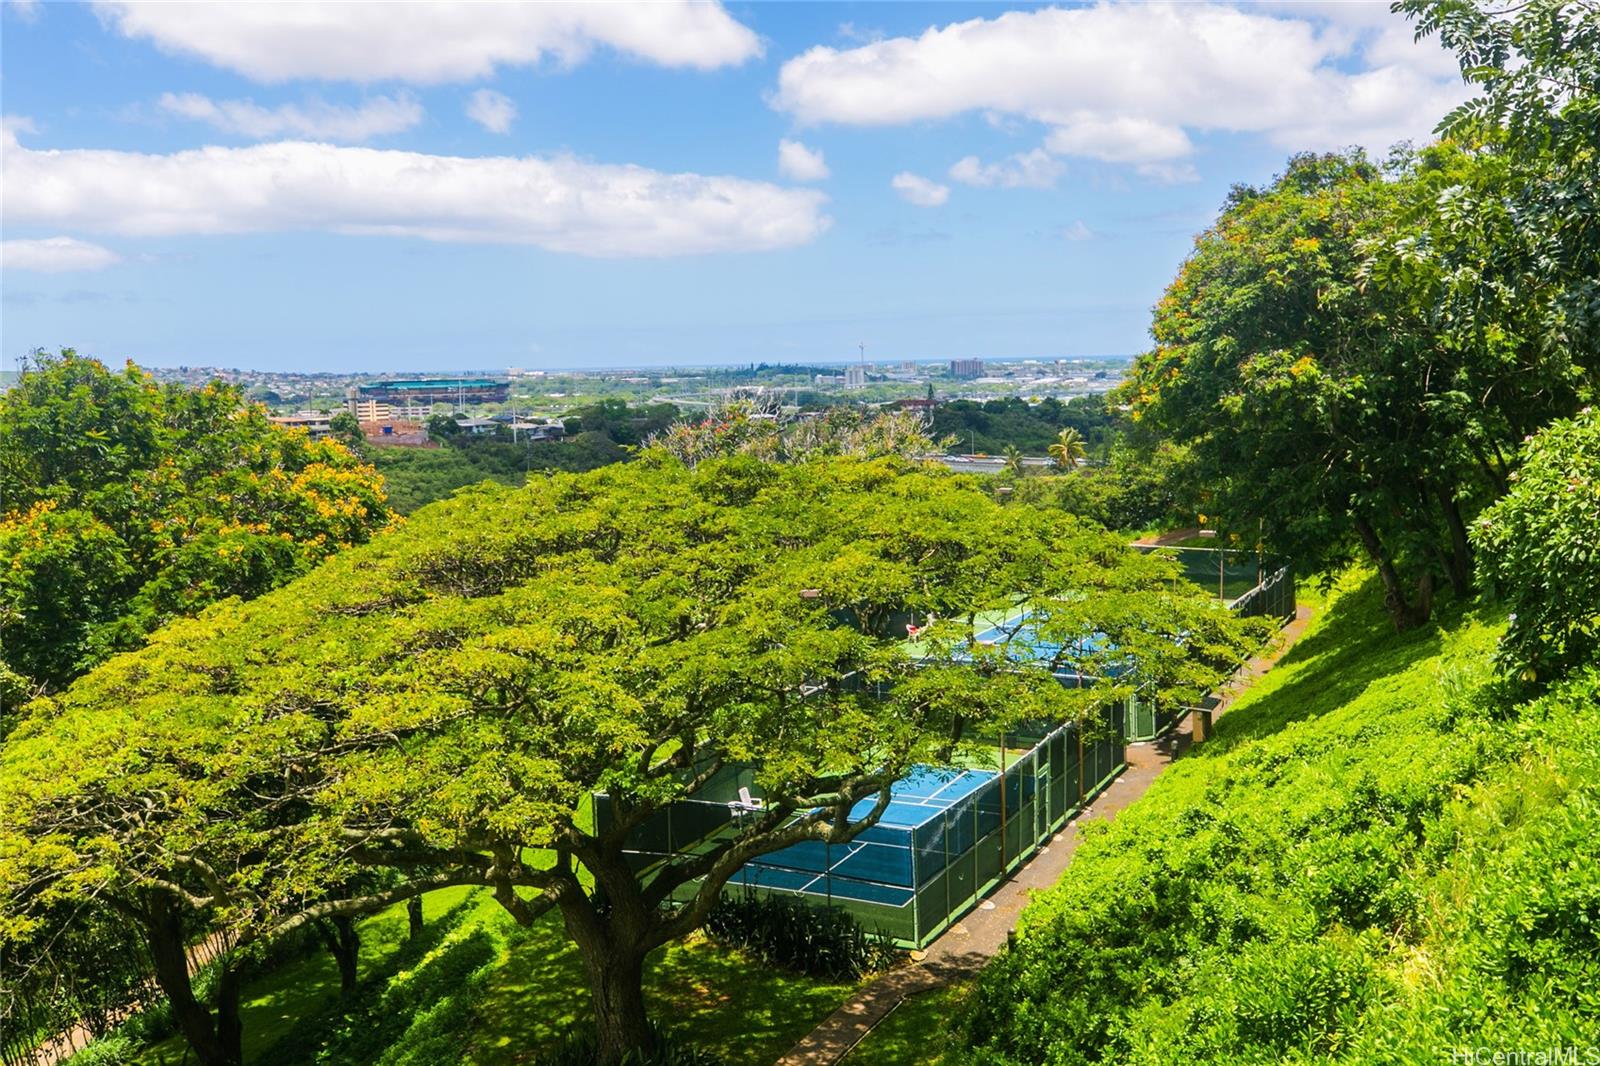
[407,895,424,940]
[1435,487,1474,597]
[141,897,242,1066]
[214,964,244,1065]
[586,948,654,1064]
[1352,516,1428,631]
[559,885,658,1065]
[317,916,361,996]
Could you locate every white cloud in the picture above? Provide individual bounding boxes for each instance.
[777,139,830,182]
[836,22,884,45]
[948,148,1063,189]
[890,172,949,207]
[159,91,422,141]
[1043,116,1192,164]
[1059,221,1094,242]
[1135,162,1200,185]
[773,4,1469,172]
[466,89,517,135]
[7,0,41,23]
[2,131,830,258]
[95,1,762,83]
[2,237,121,273]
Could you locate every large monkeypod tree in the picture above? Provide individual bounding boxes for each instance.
[2,455,1259,1064]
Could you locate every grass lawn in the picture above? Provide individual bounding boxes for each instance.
[468,911,857,1065]
[843,984,966,1066]
[129,887,484,1065]
[120,882,856,1065]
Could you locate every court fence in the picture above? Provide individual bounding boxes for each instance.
[1135,544,1297,621]
[595,699,1127,949]
[1120,546,1296,742]
[596,550,1298,948]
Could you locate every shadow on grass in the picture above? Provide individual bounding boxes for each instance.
[842,983,966,1066]
[257,894,484,1065]
[1191,574,1465,757]
[468,916,857,1066]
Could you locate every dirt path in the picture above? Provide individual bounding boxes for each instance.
[775,604,1315,1066]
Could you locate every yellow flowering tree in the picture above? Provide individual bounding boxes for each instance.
[0,349,392,697]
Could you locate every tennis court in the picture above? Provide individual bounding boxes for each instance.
[601,695,1128,948]
[733,765,999,909]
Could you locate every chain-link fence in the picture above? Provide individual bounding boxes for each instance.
[595,699,1127,948]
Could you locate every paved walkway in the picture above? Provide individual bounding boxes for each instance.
[775,604,1315,1066]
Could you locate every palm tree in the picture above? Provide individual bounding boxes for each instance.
[1048,427,1087,471]
[1002,444,1027,477]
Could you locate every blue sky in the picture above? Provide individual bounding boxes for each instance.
[0,1,1468,372]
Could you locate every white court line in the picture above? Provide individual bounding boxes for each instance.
[975,612,1032,643]
[921,769,996,805]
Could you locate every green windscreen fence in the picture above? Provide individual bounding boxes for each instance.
[1137,544,1273,604]
[1121,548,1297,742]
[595,699,1128,948]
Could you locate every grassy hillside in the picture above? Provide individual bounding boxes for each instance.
[937,574,1600,1063]
[106,887,854,1066]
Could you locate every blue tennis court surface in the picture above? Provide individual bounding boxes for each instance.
[849,764,996,827]
[731,764,999,906]
[970,612,1124,679]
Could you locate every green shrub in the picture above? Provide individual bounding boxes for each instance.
[1474,407,1600,688]
[62,1032,138,1065]
[705,891,899,980]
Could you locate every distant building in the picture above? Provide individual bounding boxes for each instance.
[269,412,333,439]
[948,359,985,379]
[360,419,430,447]
[453,417,501,436]
[356,378,509,406]
[844,365,867,389]
[888,397,936,423]
[508,421,566,442]
[347,398,391,421]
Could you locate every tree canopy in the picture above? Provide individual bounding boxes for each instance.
[1126,141,1593,630]
[1473,407,1600,687]
[1,453,1260,1063]
[0,350,392,700]
[651,404,944,467]
[931,396,1114,457]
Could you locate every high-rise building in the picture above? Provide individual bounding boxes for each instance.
[948,359,985,379]
[844,364,867,389]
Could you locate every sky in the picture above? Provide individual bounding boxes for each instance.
[0,1,1471,372]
